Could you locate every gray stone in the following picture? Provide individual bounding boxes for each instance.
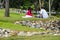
[17,31,26,36]
[25,21,32,27]
[2,34,10,37]
[0,28,3,34]
[35,23,40,28]
[57,21,60,26]
[26,32,33,36]
[31,23,36,28]
[39,21,44,26]
[46,22,50,27]
[21,21,27,26]
[0,34,2,37]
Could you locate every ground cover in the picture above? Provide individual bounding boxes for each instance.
[0,9,60,40]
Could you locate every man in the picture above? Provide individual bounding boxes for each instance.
[40,7,49,18]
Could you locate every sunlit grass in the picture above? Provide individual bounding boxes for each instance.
[0,9,60,40]
[0,9,60,31]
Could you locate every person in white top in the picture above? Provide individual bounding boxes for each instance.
[40,7,49,18]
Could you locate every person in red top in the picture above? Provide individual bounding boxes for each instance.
[26,7,32,16]
[22,7,33,18]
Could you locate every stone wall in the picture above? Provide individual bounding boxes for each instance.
[0,20,60,37]
[15,20,60,31]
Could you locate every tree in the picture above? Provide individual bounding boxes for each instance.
[0,0,4,8]
[51,0,60,14]
[5,0,9,17]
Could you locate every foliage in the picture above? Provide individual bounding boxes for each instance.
[51,0,60,11]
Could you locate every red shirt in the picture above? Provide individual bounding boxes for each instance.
[26,10,32,16]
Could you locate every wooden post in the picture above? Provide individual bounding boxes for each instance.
[5,0,9,17]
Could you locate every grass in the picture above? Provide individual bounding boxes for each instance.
[0,9,60,40]
[0,9,47,31]
[0,9,60,31]
[0,35,60,40]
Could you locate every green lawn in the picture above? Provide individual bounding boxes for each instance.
[0,9,47,31]
[0,9,60,40]
[0,9,60,31]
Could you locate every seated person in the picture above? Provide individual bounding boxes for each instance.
[36,7,48,18]
[22,7,33,18]
[40,7,49,18]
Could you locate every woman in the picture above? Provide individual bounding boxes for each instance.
[22,7,33,18]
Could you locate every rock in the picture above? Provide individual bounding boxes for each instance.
[5,29,11,33]
[58,26,60,30]
[2,32,10,37]
[57,21,60,26]
[54,34,60,36]
[26,32,33,36]
[0,28,12,37]
[32,32,40,35]
[39,21,44,26]
[46,23,50,27]
[15,21,20,24]
[21,21,27,26]
[0,28,3,31]
[10,30,19,36]
[31,23,36,28]
[35,23,40,28]
[17,31,26,36]
[25,21,32,27]
[48,32,54,35]
[41,32,47,34]
[43,23,47,28]
[0,34,2,37]
[0,28,3,34]
[14,20,60,36]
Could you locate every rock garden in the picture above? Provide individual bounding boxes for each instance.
[0,19,60,37]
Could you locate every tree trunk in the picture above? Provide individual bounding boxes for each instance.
[49,0,51,16]
[34,2,38,14]
[41,0,44,7]
[39,0,41,10]
[5,0,9,17]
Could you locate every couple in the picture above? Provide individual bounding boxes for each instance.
[22,7,48,18]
